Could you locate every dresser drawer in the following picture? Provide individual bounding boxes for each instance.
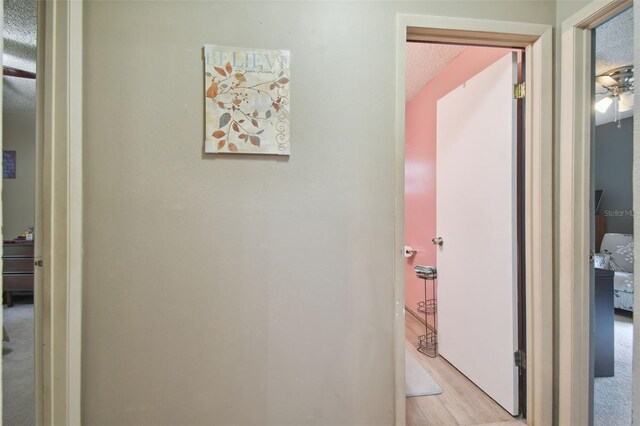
[3,274,34,291]
[4,243,34,257]
[4,258,34,274]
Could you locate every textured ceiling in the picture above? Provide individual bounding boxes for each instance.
[406,43,467,102]
[594,7,634,125]
[3,0,37,113]
[595,8,634,75]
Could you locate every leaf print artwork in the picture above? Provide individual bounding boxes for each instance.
[204,45,290,155]
[206,81,218,99]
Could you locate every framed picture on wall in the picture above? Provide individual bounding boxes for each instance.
[204,45,290,155]
[3,150,16,179]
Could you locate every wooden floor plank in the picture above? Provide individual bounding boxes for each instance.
[411,395,458,426]
[404,312,518,426]
[406,397,432,426]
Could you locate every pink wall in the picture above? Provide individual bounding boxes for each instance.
[404,46,513,316]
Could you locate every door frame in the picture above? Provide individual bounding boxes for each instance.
[0,0,4,417]
[558,0,634,424]
[34,0,83,424]
[394,15,553,425]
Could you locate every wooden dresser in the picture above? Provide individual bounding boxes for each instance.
[3,241,34,307]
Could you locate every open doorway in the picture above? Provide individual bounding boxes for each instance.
[558,0,637,423]
[2,0,38,423]
[394,16,552,425]
[0,1,83,423]
[403,42,526,424]
[590,6,634,425]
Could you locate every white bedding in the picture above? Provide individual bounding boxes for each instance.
[613,271,634,311]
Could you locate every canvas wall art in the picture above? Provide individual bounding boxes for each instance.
[3,150,16,179]
[204,45,290,155]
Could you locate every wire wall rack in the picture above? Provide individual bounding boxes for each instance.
[415,266,438,358]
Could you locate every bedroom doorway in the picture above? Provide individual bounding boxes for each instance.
[394,15,553,426]
[589,6,634,425]
[403,42,525,423]
[1,0,82,424]
[558,0,637,424]
[2,0,38,423]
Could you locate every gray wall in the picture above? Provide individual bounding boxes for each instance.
[82,1,554,424]
[595,117,634,234]
[2,112,35,239]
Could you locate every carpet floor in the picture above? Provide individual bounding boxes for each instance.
[3,297,35,426]
[593,314,633,426]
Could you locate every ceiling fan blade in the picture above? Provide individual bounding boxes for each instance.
[3,66,36,79]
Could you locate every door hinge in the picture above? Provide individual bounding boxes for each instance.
[514,350,526,369]
[514,83,526,99]
[34,259,43,267]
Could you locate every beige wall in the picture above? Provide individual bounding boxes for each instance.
[2,112,35,240]
[556,0,593,23]
[82,1,554,424]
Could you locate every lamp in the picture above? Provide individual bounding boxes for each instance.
[595,65,634,128]
[595,96,613,113]
[619,91,634,112]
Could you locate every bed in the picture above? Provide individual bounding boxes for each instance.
[598,233,634,312]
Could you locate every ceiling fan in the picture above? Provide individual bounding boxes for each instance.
[3,66,36,79]
[595,65,634,127]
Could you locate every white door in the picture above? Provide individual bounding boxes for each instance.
[436,52,519,415]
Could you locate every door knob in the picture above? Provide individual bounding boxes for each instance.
[432,237,443,246]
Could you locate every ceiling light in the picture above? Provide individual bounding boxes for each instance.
[596,96,613,112]
[619,91,634,112]
[595,65,634,128]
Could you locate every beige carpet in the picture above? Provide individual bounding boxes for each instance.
[593,315,632,426]
[3,298,35,426]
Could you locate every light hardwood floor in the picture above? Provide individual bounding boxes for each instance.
[405,313,525,426]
